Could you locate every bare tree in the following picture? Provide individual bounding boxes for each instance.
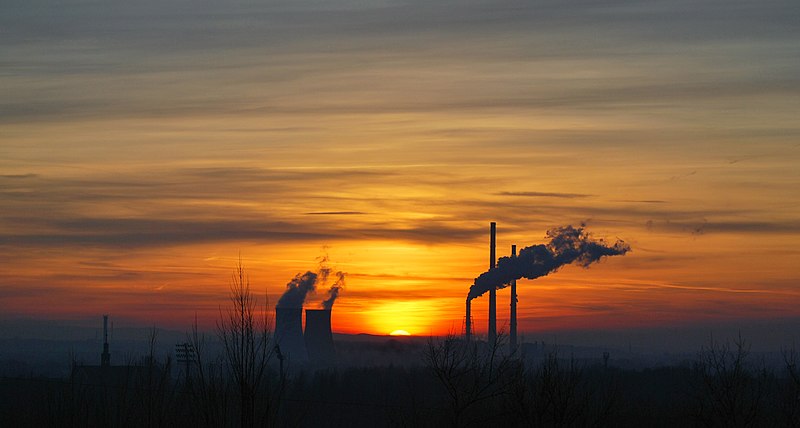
[135,327,173,428]
[691,334,768,427]
[424,330,518,427]
[506,348,617,428]
[187,314,228,427]
[780,346,800,427]
[216,258,277,428]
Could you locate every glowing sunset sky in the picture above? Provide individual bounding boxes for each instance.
[2,0,799,337]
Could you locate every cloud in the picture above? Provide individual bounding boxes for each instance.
[306,211,367,215]
[613,200,667,204]
[1,217,338,248]
[3,0,798,125]
[0,173,38,179]
[347,272,474,283]
[648,282,799,296]
[645,219,800,235]
[357,223,486,244]
[0,213,490,250]
[495,191,592,199]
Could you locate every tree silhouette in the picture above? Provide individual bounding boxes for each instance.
[780,347,800,427]
[216,258,278,428]
[691,334,768,427]
[424,330,517,427]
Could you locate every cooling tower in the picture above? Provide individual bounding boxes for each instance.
[304,309,335,363]
[275,307,308,362]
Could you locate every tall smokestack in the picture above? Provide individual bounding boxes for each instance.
[275,307,307,362]
[304,309,335,363]
[488,222,497,344]
[510,245,517,353]
[467,225,630,301]
[101,314,110,367]
[465,298,472,341]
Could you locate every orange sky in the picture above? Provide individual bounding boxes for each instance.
[1,0,799,339]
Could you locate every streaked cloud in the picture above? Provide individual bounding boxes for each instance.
[0,0,798,333]
[495,191,592,199]
[306,211,367,215]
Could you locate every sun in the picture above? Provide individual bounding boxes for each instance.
[389,330,411,336]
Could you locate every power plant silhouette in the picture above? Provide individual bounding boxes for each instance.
[275,307,307,361]
[466,222,510,345]
[274,307,336,364]
[304,309,336,362]
[465,222,630,349]
[274,263,344,364]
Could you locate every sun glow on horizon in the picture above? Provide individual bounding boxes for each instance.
[1,0,799,341]
[362,299,452,336]
[390,329,411,336]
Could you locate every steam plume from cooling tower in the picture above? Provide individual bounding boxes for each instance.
[322,271,345,310]
[316,254,346,309]
[467,225,630,301]
[276,254,347,309]
[277,271,317,308]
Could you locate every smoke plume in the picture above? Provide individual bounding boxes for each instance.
[276,254,347,309]
[322,271,346,310]
[276,271,317,308]
[467,225,630,301]
[317,254,346,309]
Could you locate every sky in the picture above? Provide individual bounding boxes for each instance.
[2,0,799,343]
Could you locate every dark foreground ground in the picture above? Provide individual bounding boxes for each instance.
[2,335,800,427]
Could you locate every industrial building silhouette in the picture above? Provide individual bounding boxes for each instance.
[71,315,168,389]
[275,307,336,364]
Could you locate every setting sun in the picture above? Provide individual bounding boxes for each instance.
[2,0,799,364]
[2,1,799,425]
[362,299,453,336]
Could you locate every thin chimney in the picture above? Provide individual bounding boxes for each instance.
[465,298,472,341]
[510,245,517,352]
[101,314,110,367]
[488,222,497,344]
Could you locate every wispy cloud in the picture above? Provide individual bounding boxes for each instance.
[1,0,799,332]
[495,191,591,199]
[0,173,38,179]
[306,211,367,215]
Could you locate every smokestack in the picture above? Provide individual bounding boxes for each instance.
[101,314,110,367]
[468,225,630,301]
[510,245,517,352]
[465,298,472,341]
[488,222,497,344]
[304,309,335,363]
[275,308,307,362]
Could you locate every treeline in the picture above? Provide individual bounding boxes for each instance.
[2,335,800,427]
